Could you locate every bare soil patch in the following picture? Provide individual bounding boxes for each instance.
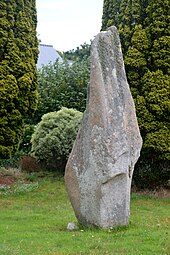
[0,176,16,187]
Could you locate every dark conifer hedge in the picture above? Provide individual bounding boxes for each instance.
[0,0,38,158]
[102,0,170,188]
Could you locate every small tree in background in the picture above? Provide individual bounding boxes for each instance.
[31,107,83,173]
[33,59,90,123]
[0,0,38,158]
[63,42,91,61]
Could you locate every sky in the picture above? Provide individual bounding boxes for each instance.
[36,0,104,52]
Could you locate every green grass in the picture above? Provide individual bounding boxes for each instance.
[0,175,169,255]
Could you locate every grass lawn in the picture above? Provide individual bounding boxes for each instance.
[0,173,169,255]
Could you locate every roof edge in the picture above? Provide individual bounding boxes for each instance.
[39,44,53,47]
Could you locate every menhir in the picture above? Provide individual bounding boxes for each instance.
[65,26,142,228]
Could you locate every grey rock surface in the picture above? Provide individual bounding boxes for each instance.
[65,26,142,228]
[67,222,79,231]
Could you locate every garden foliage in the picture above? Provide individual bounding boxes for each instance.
[0,0,38,158]
[31,107,83,172]
[34,58,90,123]
[63,42,91,62]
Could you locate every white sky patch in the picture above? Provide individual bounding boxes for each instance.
[36,0,103,52]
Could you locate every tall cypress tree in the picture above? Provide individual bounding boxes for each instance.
[0,0,38,158]
[102,0,170,188]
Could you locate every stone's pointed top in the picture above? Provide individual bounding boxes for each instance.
[99,26,118,34]
[65,26,142,229]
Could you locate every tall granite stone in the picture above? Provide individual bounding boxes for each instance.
[64,26,142,228]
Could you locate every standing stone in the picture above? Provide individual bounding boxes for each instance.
[64,26,142,228]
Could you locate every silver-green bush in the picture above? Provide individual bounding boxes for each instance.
[31,107,83,172]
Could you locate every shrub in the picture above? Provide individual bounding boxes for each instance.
[133,155,170,190]
[31,107,83,173]
[20,156,42,173]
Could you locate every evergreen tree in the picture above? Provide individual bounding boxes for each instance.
[0,0,38,158]
[102,0,170,188]
[63,42,91,62]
